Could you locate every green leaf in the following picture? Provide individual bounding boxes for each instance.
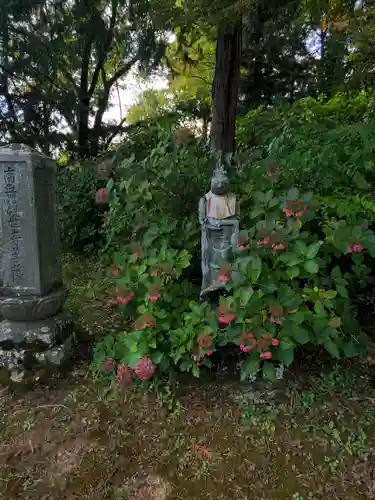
[151,351,164,364]
[263,362,276,381]
[192,364,200,377]
[304,260,319,274]
[265,189,274,203]
[106,178,114,191]
[276,348,294,366]
[306,242,322,260]
[278,285,302,309]
[239,256,252,274]
[240,358,260,380]
[287,187,300,200]
[351,252,364,266]
[287,258,303,267]
[180,360,190,372]
[353,172,369,190]
[289,325,310,344]
[248,256,262,283]
[239,287,254,307]
[289,311,305,324]
[279,335,296,350]
[294,240,307,256]
[342,341,359,358]
[250,208,264,219]
[336,285,348,298]
[331,266,342,280]
[314,300,326,317]
[279,252,299,262]
[302,191,313,203]
[148,338,157,348]
[324,339,340,359]
[128,351,142,367]
[286,266,300,279]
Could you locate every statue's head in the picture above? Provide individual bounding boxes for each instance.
[211,169,229,195]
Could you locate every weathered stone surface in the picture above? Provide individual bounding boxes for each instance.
[0,287,67,321]
[0,144,62,297]
[0,144,77,385]
[0,312,74,349]
[0,316,76,385]
[199,158,240,299]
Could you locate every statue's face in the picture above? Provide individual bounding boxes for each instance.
[211,174,229,195]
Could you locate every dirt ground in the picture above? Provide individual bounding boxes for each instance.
[0,361,375,500]
[1,255,374,499]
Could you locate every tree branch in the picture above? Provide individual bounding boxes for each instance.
[108,57,138,86]
[8,26,78,92]
[88,0,119,98]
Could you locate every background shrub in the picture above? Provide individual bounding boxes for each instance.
[57,164,104,253]
[103,127,212,256]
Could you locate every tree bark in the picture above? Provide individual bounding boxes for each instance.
[210,19,242,154]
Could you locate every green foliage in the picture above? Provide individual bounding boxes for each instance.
[92,140,374,384]
[103,125,211,253]
[57,165,104,252]
[223,165,373,380]
[237,93,375,197]
[0,0,170,155]
[127,27,214,128]
[92,238,214,378]
[237,93,369,150]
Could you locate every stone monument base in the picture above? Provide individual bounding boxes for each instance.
[0,313,76,385]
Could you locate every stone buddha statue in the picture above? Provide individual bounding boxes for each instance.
[199,158,239,299]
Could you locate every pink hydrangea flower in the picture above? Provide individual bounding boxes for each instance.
[240,345,252,353]
[352,244,363,253]
[260,351,272,360]
[149,294,160,302]
[283,207,293,217]
[237,244,249,251]
[219,313,236,326]
[117,292,134,304]
[95,187,110,205]
[218,274,229,282]
[347,242,364,253]
[272,243,287,252]
[257,236,270,246]
[134,358,156,381]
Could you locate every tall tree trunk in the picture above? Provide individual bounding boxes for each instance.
[210,19,242,154]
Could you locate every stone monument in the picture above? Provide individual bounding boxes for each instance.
[199,154,240,299]
[0,144,76,383]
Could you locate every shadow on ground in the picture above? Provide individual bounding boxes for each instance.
[0,360,375,500]
[1,254,370,499]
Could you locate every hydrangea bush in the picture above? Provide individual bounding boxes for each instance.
[92,151,375,385]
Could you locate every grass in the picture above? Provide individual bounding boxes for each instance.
[0,255,374,499]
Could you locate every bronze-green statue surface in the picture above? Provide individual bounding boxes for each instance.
[199,161,239,298]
